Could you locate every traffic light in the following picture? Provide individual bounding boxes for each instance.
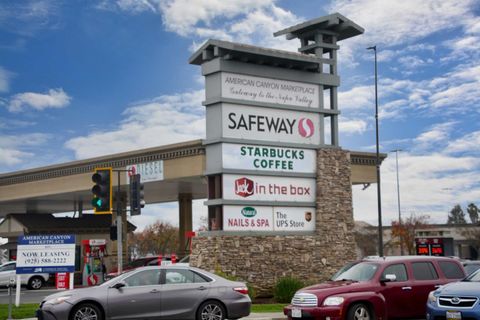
[91,167,112,214]
[129,174,145,216]
[110,225,117,241]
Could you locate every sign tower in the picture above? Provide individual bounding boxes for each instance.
[190,13,364,294]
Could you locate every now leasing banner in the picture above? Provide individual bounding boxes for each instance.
[223,205,316,231]
[221,143,316,174]
[16,235,76,274]
[223,174,316,202]
[221,72,320,109]
[221,103,321,145]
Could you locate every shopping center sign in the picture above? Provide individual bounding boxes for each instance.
[16,235,76,274]
[221,72,320,108]
[223,174,316,202]
[207,143,316,174]
[213,103,320,145]
[223,205,316,231]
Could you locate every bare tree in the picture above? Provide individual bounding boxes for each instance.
[128,220,179,257]
[391,213,430,255]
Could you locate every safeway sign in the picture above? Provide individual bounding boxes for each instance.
[16,235,76,274]
[219,103,320,145]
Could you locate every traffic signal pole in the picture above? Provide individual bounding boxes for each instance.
[115,170,123,274]
[92,167,140,275]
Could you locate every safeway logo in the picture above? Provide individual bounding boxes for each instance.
[298,118,314,138]
[235,177,254,197]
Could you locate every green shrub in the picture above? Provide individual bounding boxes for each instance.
[274,276,305,303]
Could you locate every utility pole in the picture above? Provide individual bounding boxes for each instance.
[391,149,404,255]
[367,45,383,257]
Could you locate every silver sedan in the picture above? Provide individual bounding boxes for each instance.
[36,265,251,320]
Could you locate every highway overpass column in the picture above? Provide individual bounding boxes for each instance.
[178,193,192,257]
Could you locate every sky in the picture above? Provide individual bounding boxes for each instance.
[0,0,479,232]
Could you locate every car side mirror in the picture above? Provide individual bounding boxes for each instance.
[112,281,126,289]
[381,274,397,282]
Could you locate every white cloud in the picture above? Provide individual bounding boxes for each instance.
[95,0,158,14]
[65,90,205,159]
[446,131,480,155]
[0,0,61,36]
[339,118,367,134]
[159,0,274,36]
[354,151,480,225]
[338,85,373,110]
[0,148,33,166]
[330,0,476,47]
[0,133,50,167]
[7,88,71,113]
[415,122,455,146]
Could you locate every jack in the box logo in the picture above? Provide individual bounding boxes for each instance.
[235,177,254,197]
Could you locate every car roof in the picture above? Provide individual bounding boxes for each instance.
[362,256,461,263]
[463,260,480,265]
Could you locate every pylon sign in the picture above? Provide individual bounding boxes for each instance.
[91,167,112,214]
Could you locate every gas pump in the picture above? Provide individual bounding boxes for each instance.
[82,239,107,286]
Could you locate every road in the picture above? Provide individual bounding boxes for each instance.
[0,287,57,304]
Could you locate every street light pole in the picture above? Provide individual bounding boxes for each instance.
[367,45,383,257]
[391,149,404,255]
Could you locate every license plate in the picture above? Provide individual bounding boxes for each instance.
[292,307,302,318]
[446,311,461,320]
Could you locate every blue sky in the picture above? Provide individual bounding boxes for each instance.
[0,0,479,230]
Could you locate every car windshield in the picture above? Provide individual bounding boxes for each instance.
[331,262,379,281]
[463,269,480,282]
[464,264,480,276]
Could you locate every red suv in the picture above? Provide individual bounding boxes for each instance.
[284,256,465,320]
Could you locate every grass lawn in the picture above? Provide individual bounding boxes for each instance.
[0,303,37,320]
[0,303,286,319]
[251,303,287,313]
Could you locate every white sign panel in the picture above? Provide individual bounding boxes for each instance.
[222,143,316,174]
[273,207,316,231]
[223,205,316,231]
[126,160,164,182]
[16,235,76,274]
[221,72,319,108]
[223,174,316,202]
[223,205,274,231]
[222,104,320,145]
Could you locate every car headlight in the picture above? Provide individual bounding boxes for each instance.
[323,296,345,306]
[428,291,437,304]
[46,295,72,305]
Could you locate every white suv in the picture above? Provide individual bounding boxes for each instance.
[0,261,49,290]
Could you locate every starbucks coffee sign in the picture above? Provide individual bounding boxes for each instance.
[221,72,319,108]
[206,143,316,174]
[223,205,315,231]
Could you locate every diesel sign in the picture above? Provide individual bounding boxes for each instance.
[218,103,320,145]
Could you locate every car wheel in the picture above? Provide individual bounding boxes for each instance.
[27,276,44,290]
[70,303,103,320]
[197,300,226,320]
[347,303,373,320]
